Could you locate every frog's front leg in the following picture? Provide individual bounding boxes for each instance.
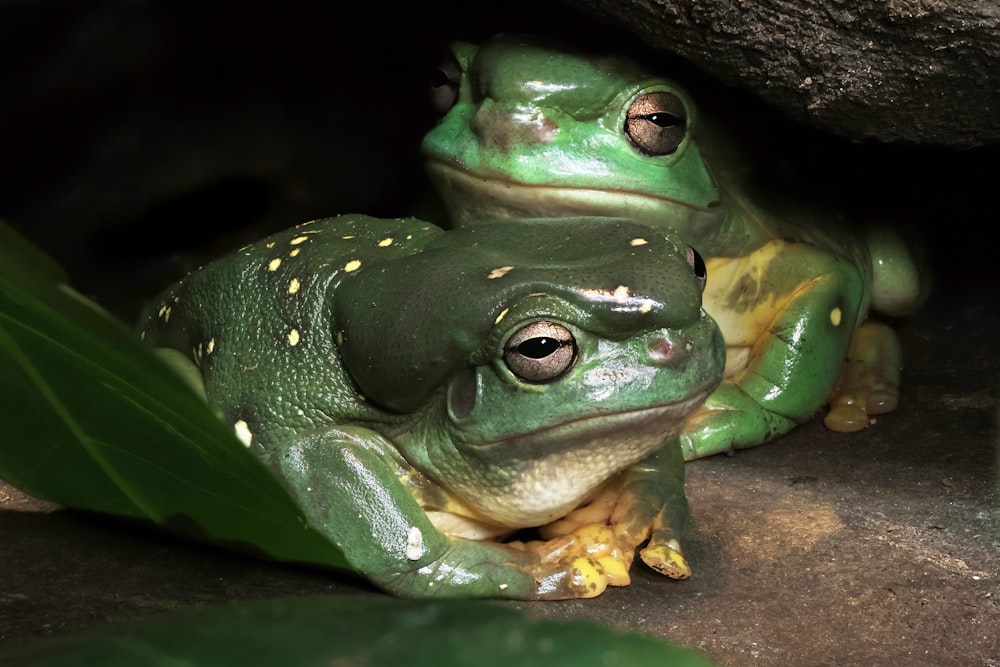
[527,444,691,584]
[273,427,609,600]
[682,246,867,459]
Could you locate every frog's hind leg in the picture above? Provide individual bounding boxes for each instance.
[824,320,903,432]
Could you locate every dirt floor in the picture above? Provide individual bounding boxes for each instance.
[1,286,997,666]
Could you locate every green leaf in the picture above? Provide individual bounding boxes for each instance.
[0,221,350,570]
[0,595,714,666]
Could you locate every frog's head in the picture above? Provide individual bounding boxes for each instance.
[333,218,724,529]
[422,35,722,247]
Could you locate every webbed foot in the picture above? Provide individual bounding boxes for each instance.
[824,321,902,432]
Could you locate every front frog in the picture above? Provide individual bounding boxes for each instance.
[423,35,926,459]
[138,215,724,599]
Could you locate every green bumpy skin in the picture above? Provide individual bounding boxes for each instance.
[138,215,725,599]
[422,35,927,459]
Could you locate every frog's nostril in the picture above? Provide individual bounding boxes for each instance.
[649,337,675,365]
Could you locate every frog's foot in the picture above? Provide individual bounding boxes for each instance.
[529,556,611,599]
[824,321,903,433]
[639,537,691,579]
[536,484,618,540]
[510,523,634,587]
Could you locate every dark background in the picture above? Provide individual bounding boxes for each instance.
[2,0,998,324]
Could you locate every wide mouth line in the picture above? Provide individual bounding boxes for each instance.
[475,386,714,449]
[425,158,714,214]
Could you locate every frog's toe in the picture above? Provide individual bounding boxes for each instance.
[639,539,691,579]
[533,557,609,599]
[598,555,632,586]
[823,401,869,432]
[866,384,898,415]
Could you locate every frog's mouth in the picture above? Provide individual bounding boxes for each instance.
[425,159,718,224]
[447,387,713,529]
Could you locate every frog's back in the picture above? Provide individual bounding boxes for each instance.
[138,215,441,451]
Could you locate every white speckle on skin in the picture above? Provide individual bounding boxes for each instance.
[613,285,630,302]
[233,420,253,447]
[629,237,648,246]
[406,526,424,561]
[487,266,514,279]
[830,307,842,326]
[344,259,362,273]
[288,278,301,294]
[494,307,509,325]
[377,237,394,247]
[498,583,508,591]
[290,235,310,246]
[288,329,301,346]
[268,258,282,272]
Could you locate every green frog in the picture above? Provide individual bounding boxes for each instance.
[138,214,725,599]
[423,35,925,459]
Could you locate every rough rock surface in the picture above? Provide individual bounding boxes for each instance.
[569,0,1000,147]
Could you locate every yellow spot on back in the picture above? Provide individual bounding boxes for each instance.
[268,258,282,272]
[266,242,276,249]
[639,299,653,314]
[233,420,253,447]
[290,235,310,245]
[377,237,394,247]
[629,237,649,246]
[341,235,355,240]
[289,248,301,257]
[494,307,509,325]
[288,278,301,294]
[613,285,630,302]
[207,338,215,354]
[830,307,842,326]
[487,266,514,279]
[344,259,362,273]
[288,329,300,346]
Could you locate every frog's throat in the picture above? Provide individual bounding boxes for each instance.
[441,387,712,530]
[426,159,718,229]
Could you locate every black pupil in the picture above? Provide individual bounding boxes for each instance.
[518,337,562,359]
[646,112,680,128]
[692,249,706,278]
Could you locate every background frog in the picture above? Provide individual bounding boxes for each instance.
[137,214,724,599]
[422,35,926,459]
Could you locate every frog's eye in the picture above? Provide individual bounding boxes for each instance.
[430,57,462,114]
[625,92,688,156]
[504,321,577,383]
[686,245,707,291]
